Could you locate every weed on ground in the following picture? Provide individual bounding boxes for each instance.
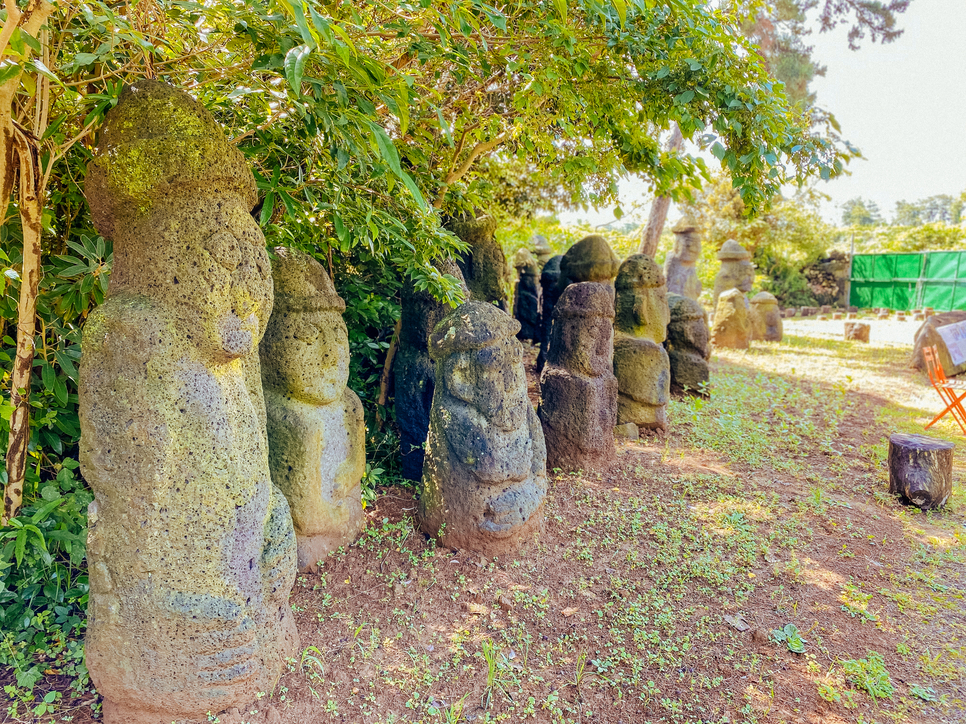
[5,335,966,724]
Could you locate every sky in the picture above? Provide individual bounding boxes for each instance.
[559,0,966,228]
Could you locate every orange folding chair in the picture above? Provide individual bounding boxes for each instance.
[922,345,966,435]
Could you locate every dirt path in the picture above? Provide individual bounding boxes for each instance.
[9,334,966,724]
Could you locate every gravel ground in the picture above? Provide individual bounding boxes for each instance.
[783,316,920,347]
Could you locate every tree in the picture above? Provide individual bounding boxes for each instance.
[893,195,957,226]
[0,0,854,519]
[841,197,883,226]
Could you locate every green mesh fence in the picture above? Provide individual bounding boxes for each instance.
[849,251,966,311]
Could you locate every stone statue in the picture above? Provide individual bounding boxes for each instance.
[449,214,509,309]
[559,234,621,289]
[419,302,547,555]
[664,223,702,300]
[666,293,711,395]
[536,255,563,373]
[710,288,751,349]
[80,81,297,723]
[613,255,671,432]
[260,248,365,572]
[712,239,754,310]
[395,261,468,481]
[538,282,618,472]
[749,291,783,342]
[532,234,554,267]
[512,248,541,343]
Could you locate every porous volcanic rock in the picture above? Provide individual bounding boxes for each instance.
[538,282,618,472]
[81,80,297,724]
[710,288,751,349]
[613,254,671,432]
[665,293,711,395]
[261,248,365,572]
[419,302,547,555]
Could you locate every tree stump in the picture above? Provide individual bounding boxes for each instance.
[888,433,954,510]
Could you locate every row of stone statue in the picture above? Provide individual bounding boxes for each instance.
[74,82,781,724]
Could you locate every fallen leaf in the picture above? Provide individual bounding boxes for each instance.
[467,603,490,615]
[724,613,750,631]
[562,606,579,618]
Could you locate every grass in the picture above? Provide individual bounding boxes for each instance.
[6,334,966,724]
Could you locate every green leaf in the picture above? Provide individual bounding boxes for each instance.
[366,122,427,209]
[41,363,55,392]
[284,45,311,95]
[30,58,60,85]
[710,141,726,160]
[674,90,695,105]
[260,192,276,227]
[0,64,22,86]
[611,0,627,28]
[553,0,568,23]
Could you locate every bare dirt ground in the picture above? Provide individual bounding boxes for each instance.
[7,334,966,724]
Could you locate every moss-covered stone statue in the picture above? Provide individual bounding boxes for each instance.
[664,223,702,300]
[538,282,618,471]
[449,214,509,309]
[532,234,554,267]
[749,291,783,342]
[558,234,621,289]
[712,239,754,310]
[665,293,711,395]
[80,81,297,724]
[710,287,751,349]
[395,261,468,481]
[613,255,671,432]
[419,302,547,555]
[512,248,541,343]
[536,255,563,373]
[260,248,365,572]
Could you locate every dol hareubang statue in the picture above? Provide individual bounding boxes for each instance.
[419,301,547,555]
[612,255,671,432]
[260,248,366,572]
[80,82,297,724]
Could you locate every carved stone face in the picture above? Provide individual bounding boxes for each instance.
[442,337,527,431]
[200,229,271,360]
[673,232,701,263]
[264,310,349,405]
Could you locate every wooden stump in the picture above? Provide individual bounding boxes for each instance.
[888,433,954,510]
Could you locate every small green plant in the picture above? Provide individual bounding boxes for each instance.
[300,645,325,682]
[770,624,806,653]
[910,684,937,702]
[841,652,894,702]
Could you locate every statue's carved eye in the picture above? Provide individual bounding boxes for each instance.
[205,231,241,271]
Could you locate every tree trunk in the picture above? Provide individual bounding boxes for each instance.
[0,0,53,524]
[3,131,41,524]
[639,123,684,258]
